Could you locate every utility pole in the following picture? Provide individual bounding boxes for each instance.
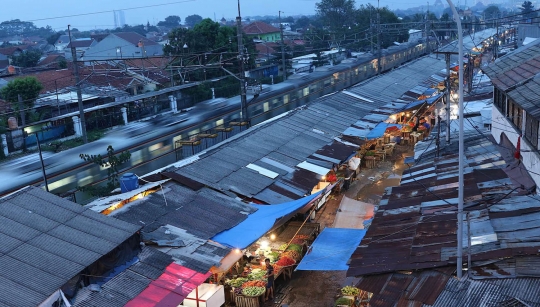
[236,0,248,125]
[279,11,287,81]
[426,2,430,54]
[435,51,457,144]
[447,0,465,280]
[68,25,88,144]
[377,0,382,74]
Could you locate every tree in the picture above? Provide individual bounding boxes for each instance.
[520,1,536,20]
[157,15,182,28]
[12,49,42,67]
[484,5,501,27]
[294,16,312,30]
[316,0,357,30]
[79,145,131,196]
[47,32,63,45]
[0,77,43,127]
[185,14,203,28]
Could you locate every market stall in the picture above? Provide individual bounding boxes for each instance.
[223,229,316,307]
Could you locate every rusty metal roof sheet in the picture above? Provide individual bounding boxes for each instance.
[348,118,540,279]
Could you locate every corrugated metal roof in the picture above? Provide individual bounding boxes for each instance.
[0,186,140,307]
[109,185,255,273]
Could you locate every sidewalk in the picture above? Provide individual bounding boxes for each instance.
[271,145,413,307]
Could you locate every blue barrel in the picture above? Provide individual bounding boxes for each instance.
[120,173,139,193]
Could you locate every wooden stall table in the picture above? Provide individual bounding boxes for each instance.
[364,156,377,169]
[410,132,422,145]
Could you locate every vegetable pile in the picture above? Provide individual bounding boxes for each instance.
[282,250,301,261]
[242,280,266,288]
[242,286,266,297]
[278,243,288,251]
[247,269,266,281]
[341,286,360,296]
[227,277,248,287]
[276,256,295,267]
[294,235,310,240]
[285,244,302,253]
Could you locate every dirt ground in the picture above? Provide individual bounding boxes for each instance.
[271,145,414,307]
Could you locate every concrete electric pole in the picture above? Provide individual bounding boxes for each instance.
[279,11,287,81]
[68,25,88,144]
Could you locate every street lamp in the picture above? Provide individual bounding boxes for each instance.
[446,0,465,280]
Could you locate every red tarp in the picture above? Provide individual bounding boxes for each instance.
[125,263,211,307]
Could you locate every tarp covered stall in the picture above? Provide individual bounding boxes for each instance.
[333,197,375,229]
[366,123,403,139]
[125,263,211,307]
[400,93,443,113]
[212,192,322,249]
[183,284,225,307]
[296,228,366,271]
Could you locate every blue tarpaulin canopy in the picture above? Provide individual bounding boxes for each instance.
[296,228,366,271]
[211,192,322,249]
[401,93,443,112]
[366,123,402,139]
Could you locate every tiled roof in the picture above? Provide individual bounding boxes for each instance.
[507,73,540,121]
[0,46,23,56]
[0,186,140,307]
[483,43,540,91]
[66,39,95,48]
[38,54,65,66]
[72,247,173,307]
[105,185,255,273]
[243,21,280,35]
[113,32,159,46]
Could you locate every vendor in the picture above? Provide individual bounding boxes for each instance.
[264,258,274,301]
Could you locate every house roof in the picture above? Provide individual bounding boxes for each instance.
[38,54,65,67]
[0,186,140,307]
[66,39,95,48]
[506,73,540,121]
[90,185,255,273]
[0,46,24,56]
[483,43,540,92]
[243,21,280,35]
[113,32,159,46]
[72,247,175,307]
[255,43,278,58]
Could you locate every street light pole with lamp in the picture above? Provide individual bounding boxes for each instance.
[446,0,465,280]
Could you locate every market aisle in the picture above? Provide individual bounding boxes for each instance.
[276,145,413,307]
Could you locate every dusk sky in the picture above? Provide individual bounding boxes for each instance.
[0,0,432,31]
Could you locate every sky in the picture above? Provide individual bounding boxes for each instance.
[0,0,433,31]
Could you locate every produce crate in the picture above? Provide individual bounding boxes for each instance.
[235,294,263,307]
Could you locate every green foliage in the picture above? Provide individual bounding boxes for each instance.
[58,58,67,69]
[157,15,182,28]
[521,1,536,19]
[47,32,63,45]
[341,286,360,296]
[0,77,43,111]
[12,50,43,68]
[185,14,203,28]
[0,19,54,38]
[316,0,357,30]
[79,145,131,196]
[335,297,353,306]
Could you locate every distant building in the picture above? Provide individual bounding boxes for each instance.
[408,29,423,43]
[243,21,282,43]
[113,10,126,28]
[64,39,97,60]
[82,32,163,61]
[54,35,72,52]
